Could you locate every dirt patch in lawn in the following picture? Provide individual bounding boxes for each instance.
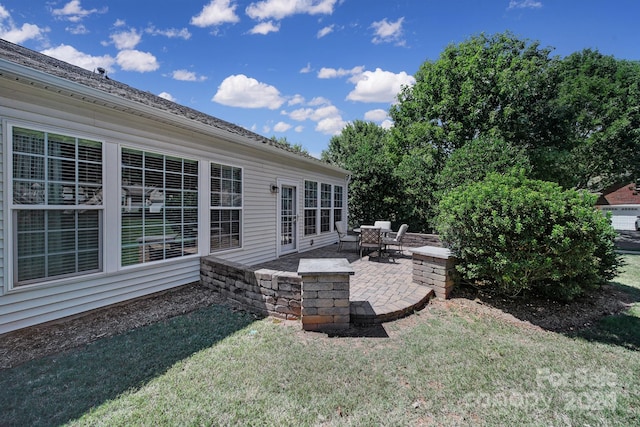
[1,281,636,370]
[0,283,223,370]
[447,282,638,332]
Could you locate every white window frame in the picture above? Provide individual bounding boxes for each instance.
[6,123,105,289]
[209,161,243,253]
[120,147,200,266]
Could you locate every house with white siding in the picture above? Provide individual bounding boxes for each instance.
[596,181,640,231]
[0,39,350,334]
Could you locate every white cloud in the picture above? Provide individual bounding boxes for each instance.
[41,44,115,72]
[288,105,338,122]
[315,116,346,135]
[114,19,126,27]
[51,0,107,22]
[300,62,312,73]
[364,108,389,122]
[0,6,48,43]
[116,49,159,72]
[158,92,177,102]
[274,121,292,132]
[346,68,415,103]
[371,17,404,45]
[508,0,543,9]
[246,0,338,20]
[288,94,305,105]
[248,20,280,35]
[283,96,345,135]
[110,29,141,50]
[145,25,191,40]
[66,24,89,34]
[1,22,47,44]
[172,69,207,82]
[191,0,240,27]
[317,65,364,79]
[317,24,333,38]
[213,74,285,109]
[308,96,331,106]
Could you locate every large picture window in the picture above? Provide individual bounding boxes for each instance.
[11,126,103,285]
[210,163,242,252]
[121,148,198,266]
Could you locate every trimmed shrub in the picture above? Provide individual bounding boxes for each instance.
[435,172,621,300]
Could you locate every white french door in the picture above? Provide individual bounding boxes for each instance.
[279,184,297,254]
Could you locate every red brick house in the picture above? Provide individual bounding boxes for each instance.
[596,181,640,230]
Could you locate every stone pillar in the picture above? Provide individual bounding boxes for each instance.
[297,258,354,332]
[409,246,457,299]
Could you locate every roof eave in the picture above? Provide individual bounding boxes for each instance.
[0,57,350,176]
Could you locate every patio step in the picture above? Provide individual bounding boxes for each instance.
[350,284,435,325]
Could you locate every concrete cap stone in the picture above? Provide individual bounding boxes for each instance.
[409,245,453,259]
[297,258,355,275]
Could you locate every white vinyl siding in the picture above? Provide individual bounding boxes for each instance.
[0,69,348,333]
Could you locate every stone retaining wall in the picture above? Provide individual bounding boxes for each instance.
[409,246,457,299]
[200,256,301,320]
[400,232,443,248]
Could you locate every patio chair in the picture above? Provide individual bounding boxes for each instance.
[373,220,392,233]
[359,226,382,260]
[335,220,359,252]
[382,223,409,256]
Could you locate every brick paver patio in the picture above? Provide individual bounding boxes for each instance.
[255,243,434,324]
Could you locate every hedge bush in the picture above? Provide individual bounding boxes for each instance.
[435,172,621,300]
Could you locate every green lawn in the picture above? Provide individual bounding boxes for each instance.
[1,255,639,426]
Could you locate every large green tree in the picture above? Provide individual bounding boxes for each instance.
[548,49,640,189]
[322,121,397,226]
[436,135,532,197]
[325,32,640,233]
[389,31,563,158]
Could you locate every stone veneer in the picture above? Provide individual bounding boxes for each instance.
[409,246,457,299]
[297,258,354,332]
[200,256,302,320]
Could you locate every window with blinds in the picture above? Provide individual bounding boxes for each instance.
[11,126,103,285]
[121,148,199,266]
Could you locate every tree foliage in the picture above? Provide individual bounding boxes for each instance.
[389,31,563,157]
[436,135,532,197]
[436,172,621,300]
[549,49,640,189]
[323,32,640,232]
[322,121,396,226]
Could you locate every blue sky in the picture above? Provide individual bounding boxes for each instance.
[1,1,638,158]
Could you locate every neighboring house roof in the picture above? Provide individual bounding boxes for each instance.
[595,182,640,205]
[0,38,344,171]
